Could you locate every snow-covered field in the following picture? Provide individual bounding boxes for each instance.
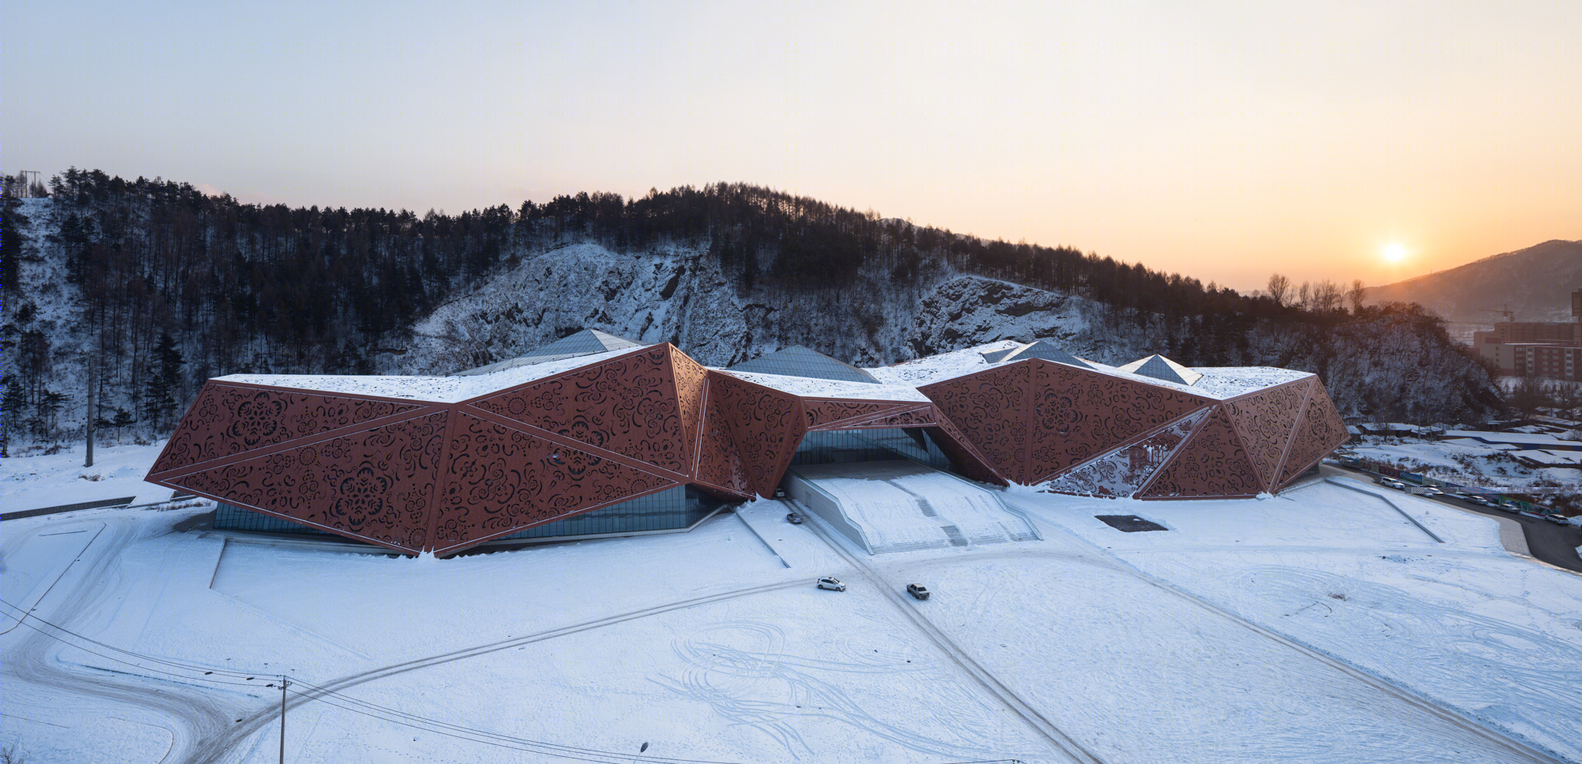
[1343,430,1582,509]
[4,447,1581,764]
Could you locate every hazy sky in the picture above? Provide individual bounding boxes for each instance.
[7,0,1578,292]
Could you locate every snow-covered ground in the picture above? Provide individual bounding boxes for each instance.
[1344,433,1580,508]
[4,448,1581,764]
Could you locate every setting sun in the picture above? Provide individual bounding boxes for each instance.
[1383,244,1408,263]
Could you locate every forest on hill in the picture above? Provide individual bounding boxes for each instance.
[1,168,1503,452]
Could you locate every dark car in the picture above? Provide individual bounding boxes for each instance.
[787,512,804,524]
[906,583,930,600]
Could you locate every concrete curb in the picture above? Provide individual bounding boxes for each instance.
[1324,477,1445,544]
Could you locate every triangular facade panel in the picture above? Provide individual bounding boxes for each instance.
[1027,360,1210,483]
[468,347,689,474]
[707,373,807,498]
[1002,341,1092,369]
[692,386,753,498]
[920,362,1033,482]
[670,347,708,472]
[1042,410,1207,498]
[1120,355,1203,386]
[1224,379,1311,492]
[727,346,879,384]
[1275,382,1350,490]
[168,410,451,554]
[804,399,916,430]
[926,417,1009,486]
[150,383,427,476]
[429,412,679,554]
[831,405,937,431]
[1138,406,1264,499]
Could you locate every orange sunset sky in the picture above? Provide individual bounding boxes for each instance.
[6,0,1578,292]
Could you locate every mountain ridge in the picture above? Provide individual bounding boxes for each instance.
[1365,239,1582,326]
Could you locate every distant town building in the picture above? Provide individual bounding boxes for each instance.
[1473,288,1582,379]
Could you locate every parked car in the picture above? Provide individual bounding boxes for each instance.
[1498,503,1522,514]
[905,583,930,600]
[816,577,846,592]
[1381,479,1406,490]
[1418,487,1443,497]
[1466,495,1492,507]
[786,512,804,524]
[1544,513,1572,526]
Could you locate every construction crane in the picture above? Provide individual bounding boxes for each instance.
[1478,305,1515,323]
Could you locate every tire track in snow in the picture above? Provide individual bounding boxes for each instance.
[799,515,1105,764]
[3,517,240,764]
[1009,503,1568,764]
[184,577,818,764]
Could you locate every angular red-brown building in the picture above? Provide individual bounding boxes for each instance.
[147,333,1347,555]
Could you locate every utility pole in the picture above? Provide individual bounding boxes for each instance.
[279,677,288,764]
[85,360,95,468]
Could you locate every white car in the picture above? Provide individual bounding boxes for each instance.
[816,577,846,592]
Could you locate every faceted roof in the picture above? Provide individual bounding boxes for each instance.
[1119,354,1204,386]
[986,340,1093,369]
[454,329,643,376]
[727,345,880,384]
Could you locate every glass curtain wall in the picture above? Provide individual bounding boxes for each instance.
[790,427,958,474]
[215,484,724,542]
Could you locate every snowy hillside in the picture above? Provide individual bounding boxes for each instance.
[388,241,1126,375]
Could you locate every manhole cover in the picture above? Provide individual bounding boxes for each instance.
[1095,515,1167,532]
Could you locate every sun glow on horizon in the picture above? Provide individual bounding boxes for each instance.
[1383,243,1409,263]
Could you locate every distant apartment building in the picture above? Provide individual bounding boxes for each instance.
[1473,289,1582,380]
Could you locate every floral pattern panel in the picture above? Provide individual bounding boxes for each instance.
[1138,406,1264,499]
[1027,361,1209,484]
[920,363,1032,482]
[804,400,913,430]
[468,347,688,474]
[692,384,753,498]
[926,417,1008,486]
[1042,410,1208,497]
[151,383,427,476]
[169,410,450,554]
[669,346,708,470]
[829,405,938,431]
[430,412,677,554]
[1224,379,1311,492]
[707,373,806,498]
[1275,382,1350,490]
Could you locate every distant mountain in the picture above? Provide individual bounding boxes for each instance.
[1365,240,1582,325]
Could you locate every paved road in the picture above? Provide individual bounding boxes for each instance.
[1324,465,1582,573]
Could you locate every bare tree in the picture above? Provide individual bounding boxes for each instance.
[1297,281,1313,310]
[1312,280,1344,312]
[1267,273,1291,306]
[1348,279,1367,314]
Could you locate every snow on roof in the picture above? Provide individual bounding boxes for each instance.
[1118,354,1204,386]
[1515,450,1582,466]
[727,345,880,384]
[868,341,1304,399]
[218,346,647,403]
[454,328,642,376]
[1187,367,1313,399]
[989,340,1094,369]
[866,341,1019,387]
[715,369,931,402]
[1442,430,1582,450]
